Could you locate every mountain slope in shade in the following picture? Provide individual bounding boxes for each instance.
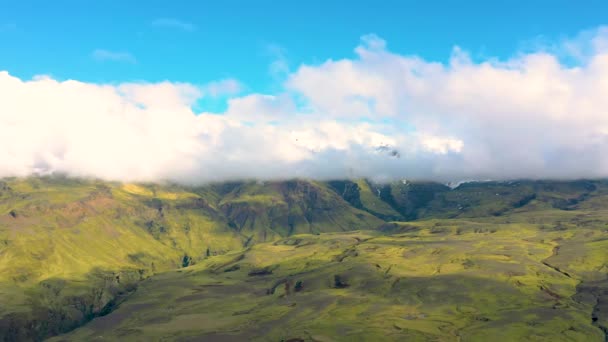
[359,179,608,220]
[327,179,403,221]
[217,180,383,243]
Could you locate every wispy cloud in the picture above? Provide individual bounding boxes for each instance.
[203,79,242,97]
[151,18,196,32]
[266,43,289,77]
[91,49,136,64]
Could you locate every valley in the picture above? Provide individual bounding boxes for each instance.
[1,176,607,341]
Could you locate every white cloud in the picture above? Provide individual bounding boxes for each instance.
[285,27,608,180]
[151,18,196,32]
[3,26,608,183]
[92,49,136,63]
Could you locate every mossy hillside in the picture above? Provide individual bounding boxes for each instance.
[354,179,402,220]
[0,179,244,283]
[0,177,388,340]
[218,180,383,240]
[4,176,608,340]
[55,217,608,341]
[326,179,403,221]
[371,179,608,220]
[0,177,246,339]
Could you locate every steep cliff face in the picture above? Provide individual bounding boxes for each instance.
[327,179,403,221]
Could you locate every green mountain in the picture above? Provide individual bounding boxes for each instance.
[0,176,381,340]
[1,176,608,341]
[214,180,383,241]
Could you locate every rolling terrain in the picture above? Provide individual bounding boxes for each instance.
[1,176,608,341]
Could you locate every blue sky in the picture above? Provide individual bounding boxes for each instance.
[1,0,607,92]
[2,1,608,182]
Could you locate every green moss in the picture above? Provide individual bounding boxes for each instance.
[3,176,608,341]
[54,219,608,341]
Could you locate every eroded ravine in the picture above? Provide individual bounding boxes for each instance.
[544,244,608,341]
[574,279,608,341]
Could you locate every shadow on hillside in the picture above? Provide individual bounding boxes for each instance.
[0,267,146,341]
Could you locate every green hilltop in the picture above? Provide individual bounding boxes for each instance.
[0,176,607,341]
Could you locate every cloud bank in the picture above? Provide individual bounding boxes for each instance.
[2,27,608,183]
